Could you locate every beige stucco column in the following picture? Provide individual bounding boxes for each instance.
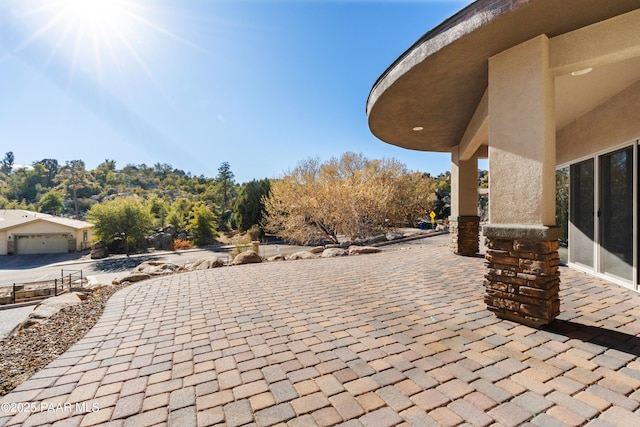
[484,35,562,327]
[449,146,479,255]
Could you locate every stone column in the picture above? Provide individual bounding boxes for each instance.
[485,35,559,327]
[450,146,479,255]
[450,216,480,255]
[483,225,562,327]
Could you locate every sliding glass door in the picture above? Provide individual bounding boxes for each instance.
[568,143,637,289]
[599,147,634,282]
[570,160,594,268]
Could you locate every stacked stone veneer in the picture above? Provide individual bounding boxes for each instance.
[450,216,480,255]
[484,232,561,327]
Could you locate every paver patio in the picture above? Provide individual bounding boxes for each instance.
[2,234,640,426]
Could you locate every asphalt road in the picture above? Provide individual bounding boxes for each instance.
[0,242,313,287]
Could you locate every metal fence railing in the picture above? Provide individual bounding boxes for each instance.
[0,269,84,306]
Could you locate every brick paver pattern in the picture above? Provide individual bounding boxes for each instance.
[2,234,640,426]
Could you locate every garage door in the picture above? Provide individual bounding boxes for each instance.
[15,234,70,254]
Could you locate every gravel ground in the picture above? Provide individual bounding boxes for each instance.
[0,283,131,396]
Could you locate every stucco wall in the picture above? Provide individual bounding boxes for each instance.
[3,220,93,253]
[488,35,556,226]
[0,231,7,255]
[72,228,94,251]
[10,221,76,235]
[451,147,479,217]
[557,80,640,165]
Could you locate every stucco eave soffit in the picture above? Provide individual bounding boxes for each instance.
[549,8,640,76]
[367,10,498,118]
[458,89,488,161]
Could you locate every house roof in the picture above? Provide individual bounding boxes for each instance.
[0,210,93,231]
[366,0,640,153]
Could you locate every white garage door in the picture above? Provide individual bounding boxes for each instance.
[15,234,70,254]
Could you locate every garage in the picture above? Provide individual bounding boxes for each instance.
[15,234,70,255]
[1,210,93,256]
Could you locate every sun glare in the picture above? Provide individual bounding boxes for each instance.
[61,0,123,23]
[58,0,134,44]
[10,0,200,105]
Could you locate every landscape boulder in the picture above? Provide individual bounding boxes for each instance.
[188,257,225,270]
[386,231,404,241]
[324,244,342,249]
[114,273,152,284]
[309,246,325,254]
[149,232,173,250]
[366,235,387,244]
[288,251,316,260]
[90,241,109,259]
[349,246,382,255]
[30,293,82,320]
[322,248,348,258]
[133,261,181,275]
[10,293,84,334]
[232,250,262,265]
[163,224,177,236]
[267,254,287,262]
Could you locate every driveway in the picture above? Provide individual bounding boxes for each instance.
[1,234,640,426]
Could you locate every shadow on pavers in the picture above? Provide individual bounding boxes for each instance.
[544,319,640,357]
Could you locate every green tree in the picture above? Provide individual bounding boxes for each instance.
[478,169,489,188]
[153,162,173,179]
[11,163,49,203]
[234,179,271,232]
[88,197,153,254]
[187,203,218,246]
[166,197,193,230]
[56,160,94,219]
[38,190,65,215]
[433,172,451,219]
[92,159,117,187]
[147,195,170,229]
[216,161,235,208]
[0,196,33,210]
[35,158,59,187]
[1,152,14,176]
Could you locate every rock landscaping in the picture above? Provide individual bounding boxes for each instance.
[321,247,349,257]
[90,240,109,259]
[287,251,316,260]
[188,256,225,270]
[231,250,263,265]
[0,282,131,396]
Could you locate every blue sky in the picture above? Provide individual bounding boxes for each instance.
[0,0,474,183]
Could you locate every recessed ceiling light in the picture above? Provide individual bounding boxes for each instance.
[571,67,593,76]
[412,126,424,131]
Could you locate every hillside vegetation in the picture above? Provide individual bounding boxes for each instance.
[0,151,455,251]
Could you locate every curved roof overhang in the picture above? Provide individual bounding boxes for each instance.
[367,0,640,153]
